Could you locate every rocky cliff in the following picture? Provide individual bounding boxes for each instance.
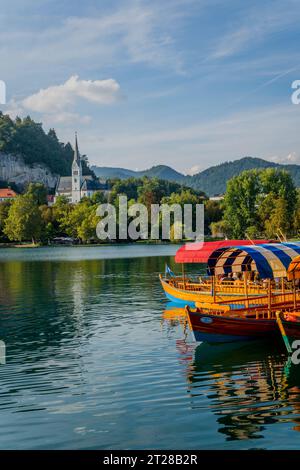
[0,152,58,190]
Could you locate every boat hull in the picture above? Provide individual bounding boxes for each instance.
[187,310,278,343]
[160,277,251,307]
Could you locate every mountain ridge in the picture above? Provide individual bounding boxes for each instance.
[92,157,300,196]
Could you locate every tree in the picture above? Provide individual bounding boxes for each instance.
[223,170,260,238]
[4,195,43,243]
[259,168,297,220]
[26,182,47,205]
[222,168,297,239]
[210,220,230,238]
[61,200,99,242]
[264,197,290,238]
[0,200,12,240]
[204,199,224,235]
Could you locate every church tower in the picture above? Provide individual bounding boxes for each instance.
[71,133,82,203]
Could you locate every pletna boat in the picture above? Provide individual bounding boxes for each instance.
[160,239,272,306]
[186,242,300,343]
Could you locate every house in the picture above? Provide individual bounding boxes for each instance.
[55,134,110,203]
[209,194,224,202]
[0,188,18,202]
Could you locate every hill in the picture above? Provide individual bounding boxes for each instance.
[91,164,184,182]
[0,112,94,179]
[92,157,300,196]
[187,157,300,195]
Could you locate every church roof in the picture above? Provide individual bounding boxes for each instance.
[56,176,108,193]
[56,176,72,192]
[81,179,108,191]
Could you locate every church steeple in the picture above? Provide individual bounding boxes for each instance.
[74,131,80,165]
[71,132,83,203]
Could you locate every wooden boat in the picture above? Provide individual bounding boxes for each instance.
[280,312,300,340]
[185,242,300,344]
[160,239,270,306]
[275,255,300,349]
[186,304,280,343]
[160,274,277,306]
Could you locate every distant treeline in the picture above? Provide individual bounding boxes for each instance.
[0,178,217,244]
[1,168,298,245]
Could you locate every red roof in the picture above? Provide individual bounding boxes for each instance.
[175,239,270,264]
[0,189,17,198]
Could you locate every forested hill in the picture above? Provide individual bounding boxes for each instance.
[186,157,300,195]
[0,112,93,177]
[93,157,300,196]
[91,164,184,182]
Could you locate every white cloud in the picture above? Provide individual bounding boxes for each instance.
[22,75,121,113]
[269,152,300,164]
[185,165,203,175]
[4,75,121,125]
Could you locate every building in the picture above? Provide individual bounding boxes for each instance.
[0,188,18,202]
[55,134,110,203]
[209,194,224,202]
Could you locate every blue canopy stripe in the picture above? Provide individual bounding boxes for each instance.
[207,242,300,279]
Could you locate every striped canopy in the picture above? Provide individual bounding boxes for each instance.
[207,242,300,279]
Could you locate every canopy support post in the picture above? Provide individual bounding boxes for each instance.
[293,272,297,310]
[244,271,249,309]
[268,278,272,319]
[182,264,186,290]
[212,276,216,303]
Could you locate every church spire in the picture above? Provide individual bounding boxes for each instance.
[74,132,80,165]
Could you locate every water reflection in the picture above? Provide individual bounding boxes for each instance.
[162,304,300,444]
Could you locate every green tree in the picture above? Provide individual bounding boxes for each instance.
[4,195,43,243]
[264,197,290,238]
[223,170,260,238]
[61,200,99,242]
[0,200,12,240]
[222,168,297,239]
[26,182,48,205]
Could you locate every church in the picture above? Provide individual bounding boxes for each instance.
[55,134,109,203]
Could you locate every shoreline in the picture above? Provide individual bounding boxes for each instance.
[0,240,187,249]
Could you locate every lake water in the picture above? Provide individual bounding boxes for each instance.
[0,244,299,450]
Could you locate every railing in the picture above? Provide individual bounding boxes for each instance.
[165,276,290,296]
[194,292,300,320]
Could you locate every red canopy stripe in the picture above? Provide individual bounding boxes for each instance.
[175,240,270,264]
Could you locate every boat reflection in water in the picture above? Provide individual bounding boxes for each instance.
[162,304,300,444]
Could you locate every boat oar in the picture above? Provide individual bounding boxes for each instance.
[276,311,292,354]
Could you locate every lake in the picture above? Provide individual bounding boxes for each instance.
[0,244,299,450]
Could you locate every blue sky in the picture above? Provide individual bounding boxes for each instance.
[1,0,300,173]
